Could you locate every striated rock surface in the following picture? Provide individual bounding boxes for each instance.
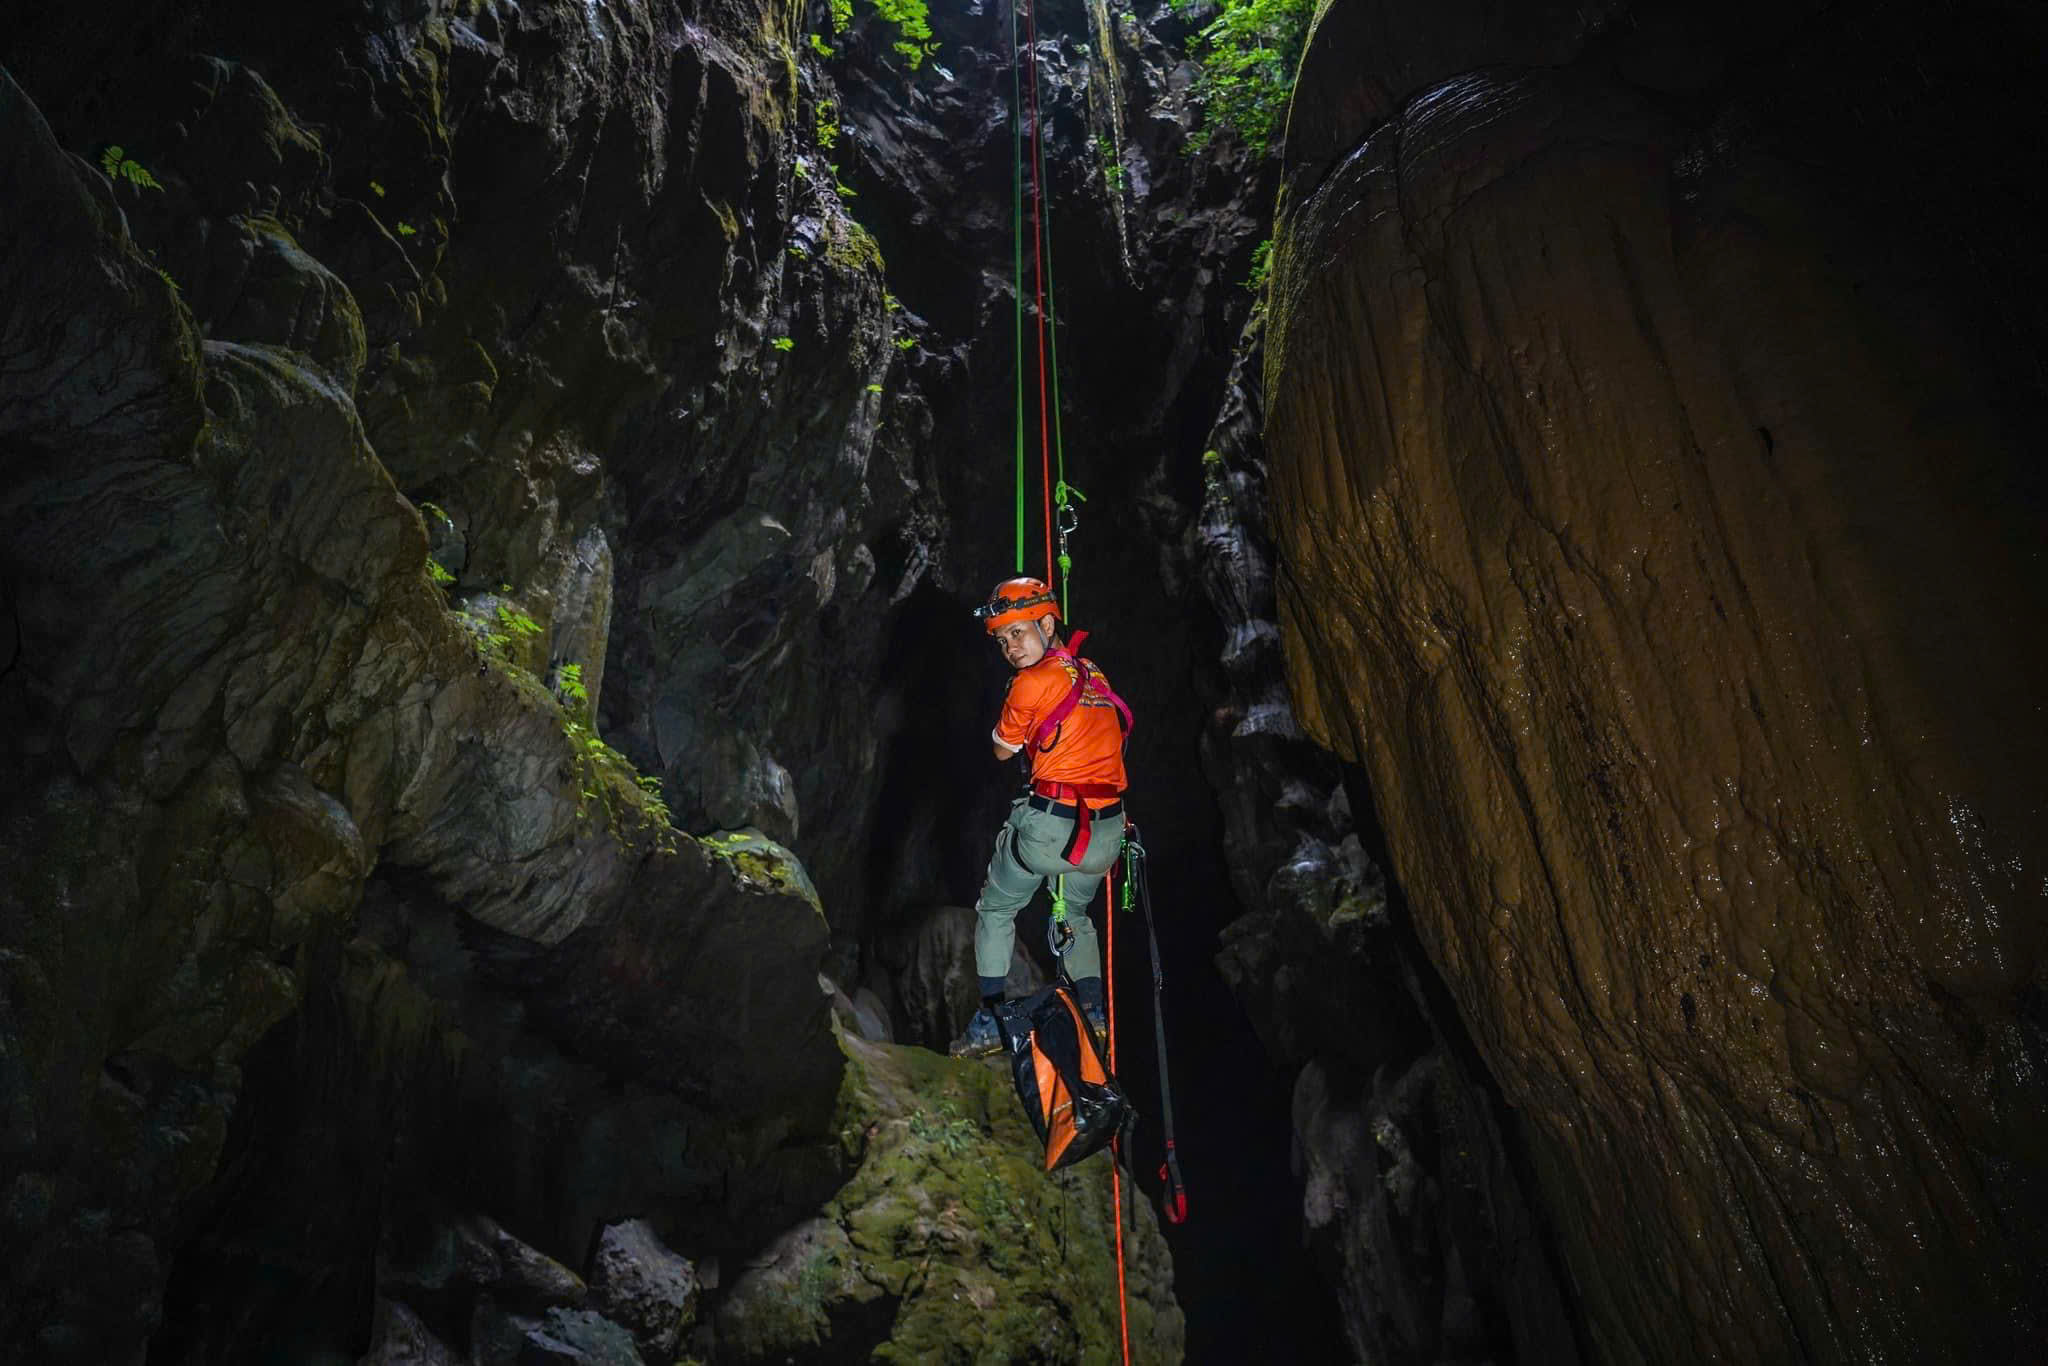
[0,0,1268,1352]
[1261,0,2048,1360]
[1191,315,1580,1363]
[0,51,847,1357]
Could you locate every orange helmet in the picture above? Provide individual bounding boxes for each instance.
[973,576,1061,634]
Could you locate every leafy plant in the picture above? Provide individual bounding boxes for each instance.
[1244,236,1273,291]
[789,244,810,260]
[635,773,672,826]
[815,99,840,150]
[1170,0,1314,156]
[892,335,915,351]
[555,660,589,709]
[865,383,884,394]
[396,221,418,237]
[808,32,836,57]
[872,0,935,67]
[369,179,387,197]
[496,603,543,638]
[99,145,162,191]
[771,335,796,352]
[828,0,853,33]
[427,558,456,586]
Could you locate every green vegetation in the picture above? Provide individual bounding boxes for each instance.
[554,660,589,709]
[865,383,884,394]
[396,221,418,237]
[907,1102,982,1157]
[1170,0,1314,156]
[427,559,456,586]
[893,335,915,351]
[821,218,883,273]
[368,179,387,197]
[872,0,936,67]
[1095,133,1127,192]
[99,145,162,191]
[563,716,677,849]
[815,99,840,150]
[813,0,933,68]
[1244,236,1273,291]
[771,335,796,352]
[496,603,542,640]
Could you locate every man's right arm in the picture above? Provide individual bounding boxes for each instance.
[992,670,1041,762]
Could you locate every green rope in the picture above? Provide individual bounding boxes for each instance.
[1011,0,1026,574]
[1032,41,1074,609]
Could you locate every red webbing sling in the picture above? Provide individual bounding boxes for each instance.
[1025,630,1133,862]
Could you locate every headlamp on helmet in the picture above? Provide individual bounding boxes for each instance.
[974,577,1062,634]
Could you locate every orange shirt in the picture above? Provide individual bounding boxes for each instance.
[993,653,1128,805]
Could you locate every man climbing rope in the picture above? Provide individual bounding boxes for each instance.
[951,577,1133,1059]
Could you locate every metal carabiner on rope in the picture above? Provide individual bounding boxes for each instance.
[1054,482,1085,607]
[1047,874,1074,959]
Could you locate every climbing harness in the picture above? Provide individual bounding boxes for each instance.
[1024,629,1133,864]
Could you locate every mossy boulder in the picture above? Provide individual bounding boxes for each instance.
[715,1032,1184,1363]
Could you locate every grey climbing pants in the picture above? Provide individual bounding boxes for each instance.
[974,797,1126,982]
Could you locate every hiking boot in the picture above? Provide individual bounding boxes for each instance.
[948,1007,1003,1059]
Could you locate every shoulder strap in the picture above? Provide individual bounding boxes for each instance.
[1030,633,1134,751]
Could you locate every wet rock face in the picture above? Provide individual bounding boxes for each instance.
[1192,321,1580,1364]
[0,7,861,1352]
[1262,1,2048,1359]
[2,0,1249,1353]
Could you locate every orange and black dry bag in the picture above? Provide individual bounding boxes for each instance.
[997,983,1131,1171]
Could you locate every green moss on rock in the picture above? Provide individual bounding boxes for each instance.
[715,1031,1184,1363]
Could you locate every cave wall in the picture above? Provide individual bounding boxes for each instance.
[0,0,1250,1356]
[1260,0,2048,1359]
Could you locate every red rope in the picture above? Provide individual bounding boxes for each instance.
[1023,0,1054,584]
[1105,865,1132,1366]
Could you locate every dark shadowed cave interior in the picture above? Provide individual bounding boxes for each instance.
[3,0,2046,1362]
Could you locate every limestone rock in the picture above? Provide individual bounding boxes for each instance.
[360,1297,463,1366]
[1264,5,2048,1360]
[587,1219,698,1361]
[471,1304,645,1366]
[712,1034,1184,1363]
